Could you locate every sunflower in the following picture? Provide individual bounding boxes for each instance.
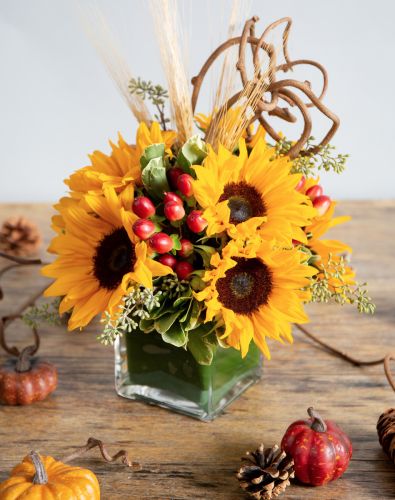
[302,178,355,289]
[192,138,317,244]
[195,238,316,359]
[65,122,176,205]
[42,188,173,330]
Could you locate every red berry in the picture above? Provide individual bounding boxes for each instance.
[292,239,302,246]
[178,238,193,258]
[164,192,183,205]
[175,261,194,280]
[132,219,156,240]
[295,175,306,192]
[313,195,331,217]
[164,201,185,221]
[149,232,174,254]
[158,253,177,269]
[177,173,194,197]
[186,210,207,233]
[167,167,184,189]
[132,196,155,218]
[306,184,323,200]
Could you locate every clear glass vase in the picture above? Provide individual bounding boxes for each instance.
[114,329,262,421]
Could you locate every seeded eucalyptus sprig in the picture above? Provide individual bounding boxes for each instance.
[128,77,170,130]
[309,254,375,314]
[22,298,63,329]
[275,136,348,177]
[98,286,161,346]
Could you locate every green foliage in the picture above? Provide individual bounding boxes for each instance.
[128,77,170,129]
[309,254,375,314]
[177,135,207,175]
[22,298,62,329]
[276,136,349,177]
[140,144,170,199]
[100,275,219,364]
[98,287,161,345]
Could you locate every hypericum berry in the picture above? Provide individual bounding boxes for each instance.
[295,176,306,192]
[149,232,174,254]
[175,261,194,280]
[132,219,156,240]
[313,195,331,216]
[186,210,207,233]
[132,196,155,218]
[178,238,193,258]
[177,173,194,197]
[158,253,177,269]
[306,184,323,200]
[164,201,185,221]
[292,239,302,246]
[164,192,183,205]
[167,167,184,189]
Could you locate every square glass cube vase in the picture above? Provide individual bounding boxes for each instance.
[114,329,262,421]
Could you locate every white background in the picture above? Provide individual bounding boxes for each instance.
[1,0,394,202]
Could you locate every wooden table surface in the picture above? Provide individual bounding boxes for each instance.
[0,201,394,500]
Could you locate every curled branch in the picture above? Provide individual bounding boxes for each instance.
[295,324,395,394]
[191,16,340,158]
[62,437,142,471]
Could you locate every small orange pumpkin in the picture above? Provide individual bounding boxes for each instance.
[0,451,100,499]
[0,349,57,405]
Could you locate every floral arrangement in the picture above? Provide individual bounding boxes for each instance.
[42,11,374,366]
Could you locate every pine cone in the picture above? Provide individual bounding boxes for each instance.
[377,408,395,464]
[237,444,294,499]
[0,217,41,256]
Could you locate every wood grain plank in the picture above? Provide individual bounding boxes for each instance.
[0,202,395,500]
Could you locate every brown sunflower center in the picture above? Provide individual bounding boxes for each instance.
[219,181,266,224]
[93,228,135,290]
[216,257,272,314]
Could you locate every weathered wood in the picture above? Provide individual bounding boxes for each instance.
[0,201,394,499]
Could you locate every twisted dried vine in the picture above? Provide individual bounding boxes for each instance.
[295,324,395,395]
[191,16,339,158]
[0,251,47,358]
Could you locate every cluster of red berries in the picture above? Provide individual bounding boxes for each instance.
[131,169,208,281]
[296,176,331,217]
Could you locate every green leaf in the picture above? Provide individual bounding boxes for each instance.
[187,325,218,365]
[184,299,201,330]
[170,234,182,251]
[177,135,207,174]
[141,157,170,199]
[140,143,165,170]
[195,244,217,267]
[154,310,182,334]
[139,318,155,332]
[162,322,187,347]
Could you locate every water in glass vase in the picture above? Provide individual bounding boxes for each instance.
[114,329,262,421]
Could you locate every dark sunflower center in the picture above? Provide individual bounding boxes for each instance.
[216,257,272,314]
[219,181,266,224]
[93,228,135,290]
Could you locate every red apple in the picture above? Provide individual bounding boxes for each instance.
[164,192,183,205]
[178,238,193,258]
[306,184,323,200]
[177,173,194,197]
[149,232,174,254]
[132,219,156,240]
[167,167,184,189]
[132,196,155,218]
[313,195,331,216]
[164,201,185,221]
[158,254,177,269]
[186,210,207,233]
[175,261,194,280]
